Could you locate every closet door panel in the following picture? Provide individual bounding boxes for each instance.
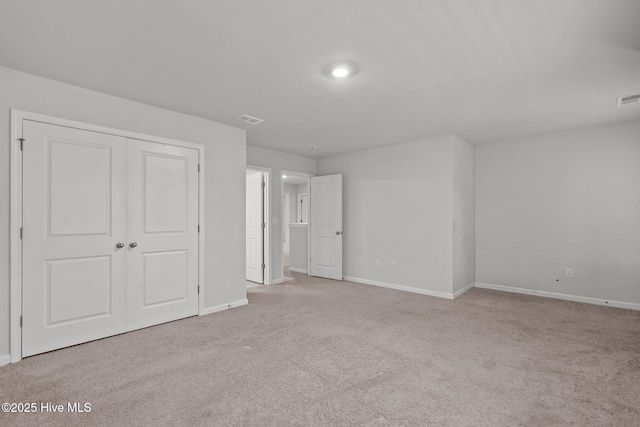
[21,120,127,357]
[126,138,199,331]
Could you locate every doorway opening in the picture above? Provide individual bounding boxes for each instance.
[246,167,270,288]
[281,171,311,280]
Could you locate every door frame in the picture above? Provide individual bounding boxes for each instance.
[10,109,206,363]
[297,192,309,223]
[246,165,271,286]
[282,192,290,255]
[281,170,312,279]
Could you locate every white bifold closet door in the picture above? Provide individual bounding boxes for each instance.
[22,121,128,357]
[126,139,199,330]
[21,121,199,357]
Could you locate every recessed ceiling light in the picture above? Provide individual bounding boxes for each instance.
[322,61,359,79]
[331,67,350,78]
[282,175,287,179]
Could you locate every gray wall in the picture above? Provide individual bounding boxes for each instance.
[0,66,247,359]
[317,135,473,295]
[452,136,475,293]
[289,225,308,271]
[282,183,298,226]
[246,146,316,283]
[475,119,640,304]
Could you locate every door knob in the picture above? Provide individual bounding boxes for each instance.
[335,231,342,235]
[116,242,125,249]
[129,242,138,248]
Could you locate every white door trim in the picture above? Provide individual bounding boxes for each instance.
[281,170,312,278]
[10,109,206,363]
[246,165,271,285]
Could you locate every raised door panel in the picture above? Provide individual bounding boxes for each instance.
[49,140,111,236]
[144,154,188,233]
[21,120,127,357]
[47,256,112,324]
[143,251,188,306]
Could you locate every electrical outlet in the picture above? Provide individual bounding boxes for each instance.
[375,259,381,267]
[565,268,574,278]
[391,260,397,268]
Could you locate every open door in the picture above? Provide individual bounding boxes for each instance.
[310,174,342,280]
[297,193,309,223]
[246,172,264,283]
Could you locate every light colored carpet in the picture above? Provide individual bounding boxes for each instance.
[283,265,294,282]
[1,272,639,426]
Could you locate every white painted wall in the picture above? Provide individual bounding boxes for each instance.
[317,135,473,295]
[246,146,316,283]
[0,66,247,359]
[297,183,309,194]
[282,183,298,226]
[289,224,309,272]
[476,119,640,304]
[452,136,475,293]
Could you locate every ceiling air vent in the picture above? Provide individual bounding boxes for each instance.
[236,114,264,125]
[616,94,640,106]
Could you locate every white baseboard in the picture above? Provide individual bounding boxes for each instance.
[452,282,475,299]
[200,298,249,316]
[475,282,640,311]
[288,267,308,274]
[0,354,10,367]
[270,278,284,285]
[344,276,455,300]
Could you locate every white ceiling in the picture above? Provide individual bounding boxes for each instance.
[1,0,639,158]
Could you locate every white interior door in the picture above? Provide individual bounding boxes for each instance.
[297,193,309,223]
[246,172,264,283]
[21,121,127,357]
[126,139,200,331]
[310,174,342,280]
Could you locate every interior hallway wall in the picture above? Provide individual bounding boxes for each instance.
[0,66,247,360]
[282,183,298,228]
[475,119,640,305]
